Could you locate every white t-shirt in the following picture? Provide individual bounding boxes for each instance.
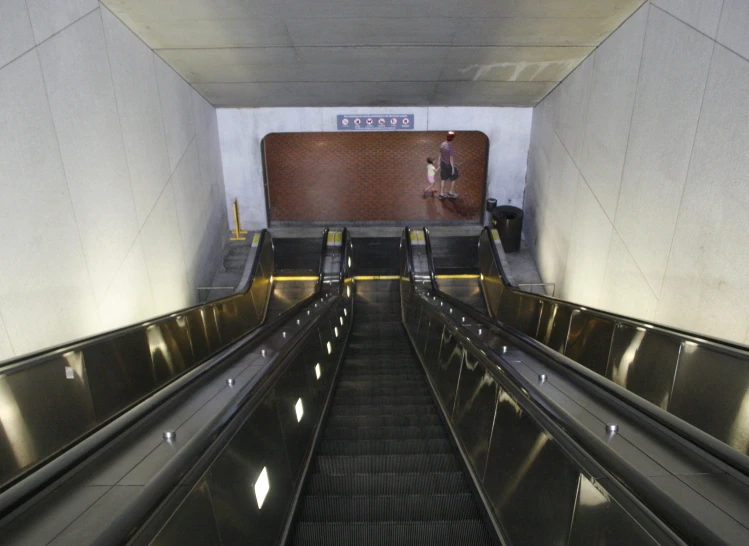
[427,164,436,177]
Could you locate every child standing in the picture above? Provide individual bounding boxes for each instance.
[424,157,437,197]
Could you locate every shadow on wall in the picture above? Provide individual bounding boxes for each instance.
[262,131,489,224]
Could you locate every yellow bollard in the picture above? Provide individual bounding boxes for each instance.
[230,197,248,241]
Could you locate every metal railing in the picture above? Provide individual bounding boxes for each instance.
[401,230,749,545]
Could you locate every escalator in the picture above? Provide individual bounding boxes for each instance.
[426,232,487,314]
[6,226,749,545]
[291,279,496,545]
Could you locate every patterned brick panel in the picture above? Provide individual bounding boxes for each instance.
[264,131,488,224]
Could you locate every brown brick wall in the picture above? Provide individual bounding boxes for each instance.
[263,131,488,224]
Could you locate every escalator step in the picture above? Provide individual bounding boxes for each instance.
[316,438,452,456]
[299,493,482,522]
[292,520,494,546]
[330,394,435,406]
[305,472,471,496]
[323,425,448,442]
[328,405,438,418]
[313,454,460,475]
[326,414,442,428]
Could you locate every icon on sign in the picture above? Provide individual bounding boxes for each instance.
[341,118,349,126]
[390,118,398,125]
[354,118,361,125]
[402,117,410,125]
[378,118,385,125]
[366,118,373,125]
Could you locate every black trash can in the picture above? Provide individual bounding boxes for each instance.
[491,205,524,253]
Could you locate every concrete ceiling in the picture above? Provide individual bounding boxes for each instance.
[102,0,646,108]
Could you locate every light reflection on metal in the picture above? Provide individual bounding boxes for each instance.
[295,398,304,422]
[0,378,37,469]
[226,378,235,387]
[327,342,332,354]
[606,423,619,434]
[163,430,176,441]
[315,363,321,380]
[255,467,270,509]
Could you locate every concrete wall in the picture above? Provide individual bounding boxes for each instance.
[218,107,532,229]
[0,2,227,359]
[524,0,749,344]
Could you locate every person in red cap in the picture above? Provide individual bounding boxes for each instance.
[438,131,458,199]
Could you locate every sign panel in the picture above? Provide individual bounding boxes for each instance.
[337,114,414,131]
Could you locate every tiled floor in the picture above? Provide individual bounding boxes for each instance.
[264,132,488,224]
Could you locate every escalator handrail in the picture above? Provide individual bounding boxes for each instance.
[316,227,330,294]
[434,231,749,478]
[0,229,269,373]
[0,248,328,520]
[92,294,344,546]
[0,231,276,506]
[421,227,440,292]
[480,226,749,356]
[406,286,701,545]
[403,228,418,284]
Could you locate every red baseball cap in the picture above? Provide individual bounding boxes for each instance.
[446,131,455,141]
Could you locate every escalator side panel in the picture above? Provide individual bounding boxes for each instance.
[536,301,573,353]
[669,345,749,454]
[564,310,615,377]
[607,324,681,410]
[568,476,659,546]
[482,390,580,546]
[152,480,222,546]
[434,332,464,415]
[452,352,499,480]
[205,392,294,546]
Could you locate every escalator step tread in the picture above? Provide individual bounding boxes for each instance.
[326,414,442,428]
[313,454,460,475]
[299,493,482,522]
[291,520,494,546]
[290,284,494,545]
[323,426,448,441]
[305,472,472,496]
[316,438,452,456]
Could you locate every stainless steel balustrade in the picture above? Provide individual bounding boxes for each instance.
[0,229,309,502]
[471,227,749,461]
[126,231,355,546]
[399,230,683,546]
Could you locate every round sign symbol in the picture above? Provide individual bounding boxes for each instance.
[354,118,361,125]
[378,118,385,125]
[403,117,410,125]
[390,118,398,125]
[341,118,349,126]
[366,118,373,125]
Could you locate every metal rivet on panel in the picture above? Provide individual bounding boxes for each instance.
[539,374,547,383]
[606,423,619,434]
[163,431,176,441]
[227,378,235,387]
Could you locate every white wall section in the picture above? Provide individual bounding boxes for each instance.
[0,3,227,359]
[524,1,749,344]
[217,106,532,229]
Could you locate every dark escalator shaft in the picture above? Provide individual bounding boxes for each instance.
[292,280,495,545]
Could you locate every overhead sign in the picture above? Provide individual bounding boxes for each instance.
[337,114,414,131]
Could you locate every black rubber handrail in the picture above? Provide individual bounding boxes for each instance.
[94,295,343,546]
[425,227,749,479]
[316,227,330,294]
[480,226,749,356]
[0,230,269,373]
